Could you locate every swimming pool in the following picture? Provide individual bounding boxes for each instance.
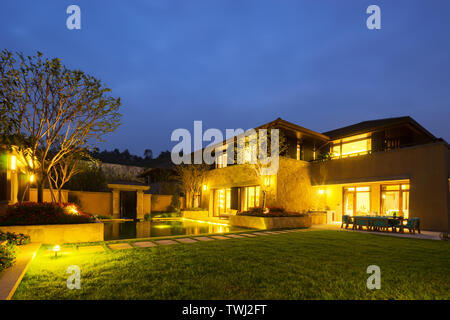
[103,219,247,241]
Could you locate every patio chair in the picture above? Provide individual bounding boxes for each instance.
[397,217,421,234]
[371,217,390,232]
[353,216,370,230]
[341,215,353,229]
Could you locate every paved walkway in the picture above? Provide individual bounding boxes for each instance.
[73,229,303,253]
[0,243,41,300]
[311,223,443,240]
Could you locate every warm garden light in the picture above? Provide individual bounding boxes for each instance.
[203,184,207,191]
[53,245,60,257]
[66,205,79,215]
[29,174,34,183]
[10,155,16,171]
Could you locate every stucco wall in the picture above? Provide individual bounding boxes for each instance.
[309,142,450,232]
[0,222,104,243]
[69,191,112,216]
[29,188,69,203]
[151,194,174,212]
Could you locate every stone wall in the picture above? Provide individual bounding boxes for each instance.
[276,157,316,213]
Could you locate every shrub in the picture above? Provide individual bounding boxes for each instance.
[182,207,205,211]
[0,231,31,245]
[0,202,95,226]
[170,193,181,210]
[94,215,112,220]
[237,207,306,217]
[0,242,16,273]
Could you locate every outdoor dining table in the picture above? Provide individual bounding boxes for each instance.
[352,215,404,232]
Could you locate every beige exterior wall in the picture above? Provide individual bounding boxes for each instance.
[0,223,104,243]
[151,194,174,212]
[143,194,151,215]
[310,142,450,232]
[68,191,112,216]
[29,188,69,203]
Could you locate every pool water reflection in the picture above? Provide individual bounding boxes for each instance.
[103,219,247,241]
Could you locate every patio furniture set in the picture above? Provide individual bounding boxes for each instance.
[341,215,421,234]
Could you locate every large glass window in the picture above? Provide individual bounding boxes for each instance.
[332,134,372,158]
[214,188,231,216]
[242,186,260,211]
[343,186,371,216]
[381,184,409,218]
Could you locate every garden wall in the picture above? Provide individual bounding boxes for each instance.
[151,194,174,212]
[0,223,104,243]
[69,191,112,216]
[29,188,69,203]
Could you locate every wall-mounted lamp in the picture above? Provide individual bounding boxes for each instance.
[30,174,35,183]
[318,189,325,195]
[264,176,271,187]
[203,184,208,191]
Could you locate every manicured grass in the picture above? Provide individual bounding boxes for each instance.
[12,230,450,299]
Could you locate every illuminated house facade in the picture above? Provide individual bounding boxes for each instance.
[200,117,450,232]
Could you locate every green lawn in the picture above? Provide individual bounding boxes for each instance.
[12,230,450,300]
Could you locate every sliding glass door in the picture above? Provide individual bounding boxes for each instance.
[343,186,371,216]
[381,184,409,218]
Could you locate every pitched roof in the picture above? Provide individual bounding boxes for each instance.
[322,116,436,140]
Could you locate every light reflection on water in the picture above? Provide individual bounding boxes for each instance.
[103,219,246,241]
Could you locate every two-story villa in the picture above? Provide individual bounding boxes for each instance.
[199,116,450,232]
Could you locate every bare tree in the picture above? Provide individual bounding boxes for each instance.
[0,50,121,202]
[174,164,209,208]
[248,126,288,212]
[49,149,93,203]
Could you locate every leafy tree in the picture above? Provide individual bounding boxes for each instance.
[0,50,121,202]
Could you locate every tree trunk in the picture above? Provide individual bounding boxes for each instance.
[58,189,62,204]
[47,176,56,203]
[37,180,43,203]
[20,183,30,204]
[262,190,267,212]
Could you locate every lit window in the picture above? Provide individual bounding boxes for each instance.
[332,134,372,159]
[216,152,227,168]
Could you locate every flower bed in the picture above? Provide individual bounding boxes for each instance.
[0,202,95,226]
[0,231,31,245]
[0,241,16,274]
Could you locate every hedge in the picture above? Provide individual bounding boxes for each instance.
[0,202,95,226]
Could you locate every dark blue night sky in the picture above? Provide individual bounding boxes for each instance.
[1,0,449,156]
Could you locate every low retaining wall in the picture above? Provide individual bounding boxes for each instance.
[0,223,104,244]
[181,210,216,222]
[229,215,312,230]
[310,212,327,225]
